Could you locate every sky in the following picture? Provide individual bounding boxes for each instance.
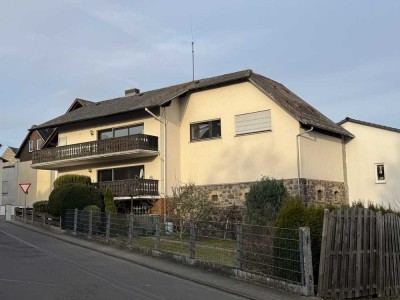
[1,0,400,149]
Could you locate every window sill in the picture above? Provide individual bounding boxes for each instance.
[235,130,271,137]
[190,137,222,143]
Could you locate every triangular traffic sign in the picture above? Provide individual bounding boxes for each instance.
[19,183,31,194]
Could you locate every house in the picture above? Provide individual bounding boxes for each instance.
[14,127,56,207]
[1,147,19,205]
[339,117,400,208]
[27,69,353,213]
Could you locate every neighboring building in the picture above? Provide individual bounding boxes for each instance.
[27,69,353,212]
[14,127,56,207]
[1,147,18,205]
[339,117,400,208]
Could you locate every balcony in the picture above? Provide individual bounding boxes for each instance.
[94,178,159,198]
[32,134,158,170]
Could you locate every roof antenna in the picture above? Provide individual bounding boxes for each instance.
[191,25,195,82]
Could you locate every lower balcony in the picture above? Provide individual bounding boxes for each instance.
[94,178,159,198]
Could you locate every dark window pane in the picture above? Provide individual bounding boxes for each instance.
[114,127,129,138]
[129,124,144,135]
[114,166,144,180]
[99,130,113,140]
[211,120,221,138]
[98,169,112,182]
[191,122,210,140]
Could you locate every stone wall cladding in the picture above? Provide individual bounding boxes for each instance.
[198,178,348,207]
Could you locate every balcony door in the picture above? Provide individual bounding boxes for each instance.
[98,165,144,182]
[98,124,144,140]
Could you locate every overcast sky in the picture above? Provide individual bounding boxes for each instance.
[1,0,399,149]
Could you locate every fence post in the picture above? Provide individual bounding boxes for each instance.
[189,220,196,259]
[300,227,314,296]
[73,208,78,235]
[236,223,243,269]
[128,213,133,239]
[318,209,330,297]
[88,210,93,239]
[106,213,111,242]
[155,216,160,250]
[59,215,62,229]
[43,212,46,227]
[32,208,34,224]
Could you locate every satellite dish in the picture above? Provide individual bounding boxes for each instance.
[139,169,144,179]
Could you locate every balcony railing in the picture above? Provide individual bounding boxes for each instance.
[94,179,159,197]
[32,134,158,165]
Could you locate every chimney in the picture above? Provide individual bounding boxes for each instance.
[125,88,140,97]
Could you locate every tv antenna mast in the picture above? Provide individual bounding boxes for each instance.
[191,26,195,81]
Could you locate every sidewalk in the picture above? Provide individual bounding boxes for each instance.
[9,220,318,300]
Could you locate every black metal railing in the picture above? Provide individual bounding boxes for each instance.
[94,178,159,197]
[32,134,158,164]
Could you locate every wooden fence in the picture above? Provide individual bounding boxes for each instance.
[318,207,400,299]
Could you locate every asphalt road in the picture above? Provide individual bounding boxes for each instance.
[0,220,245,300]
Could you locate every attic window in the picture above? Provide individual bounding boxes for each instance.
[28,141,34,152]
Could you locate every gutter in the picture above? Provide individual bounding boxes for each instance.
[296,127,314,198]
[145,107,167,220]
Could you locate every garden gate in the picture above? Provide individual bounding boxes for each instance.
[318,207,400,299]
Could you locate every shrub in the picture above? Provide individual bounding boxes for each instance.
[83,205,101,212]
[48,183,103,217]
[104,188,117,214]
[33,200,49,213]
[53,174,92,189]
[245,176,287,226]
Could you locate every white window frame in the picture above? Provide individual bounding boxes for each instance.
[375,163,386,184]
[28,140,34,152]
[37,139,43,150]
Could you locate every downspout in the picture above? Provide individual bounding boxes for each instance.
[145,107,167,220]
[296,127,314,198]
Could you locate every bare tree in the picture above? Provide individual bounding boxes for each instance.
[167,181,213,243]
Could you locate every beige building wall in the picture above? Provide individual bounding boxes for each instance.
[16,161,54,206]
[178,82,301,186]
[341,122,400,207]
[299,130,344,182]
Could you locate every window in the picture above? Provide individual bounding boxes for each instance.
[375,163,386,184]
[98,124,144,140]
[28,140,34,152]
[98,165,144,182]
[37,139,43,150]
[2,181,8,195]
[235,110,271,135]
[317,190,323,202]
[190,119,221,141]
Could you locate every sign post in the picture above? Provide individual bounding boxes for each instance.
[19,183,31,222]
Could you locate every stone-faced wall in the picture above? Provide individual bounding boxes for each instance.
[198,178,348,207]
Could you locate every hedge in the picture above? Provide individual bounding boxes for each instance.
[33,200,49,213]
[53,174,92,189]
[48,183,103,217]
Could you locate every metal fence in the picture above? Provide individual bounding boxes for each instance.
[64,209,308,284]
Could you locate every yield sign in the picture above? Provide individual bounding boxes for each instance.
[19,183,31,194]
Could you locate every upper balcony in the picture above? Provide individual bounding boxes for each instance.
[31,134,158,170]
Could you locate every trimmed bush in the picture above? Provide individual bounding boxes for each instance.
[53,174,92,189]
[33,200,49,213]
[48,183,103,217]
[83,205,101,212]
[104,188,117,214]
[245,176,287,226]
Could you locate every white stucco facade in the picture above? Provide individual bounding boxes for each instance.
[341,120,400,208]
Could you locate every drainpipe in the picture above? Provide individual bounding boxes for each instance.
[296,127,314,198]
[145,107,167,220]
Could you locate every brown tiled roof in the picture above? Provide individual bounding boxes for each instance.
[34,69,352,137]
[338,117,400,134]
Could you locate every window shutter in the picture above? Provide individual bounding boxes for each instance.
[235,110,271,135]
